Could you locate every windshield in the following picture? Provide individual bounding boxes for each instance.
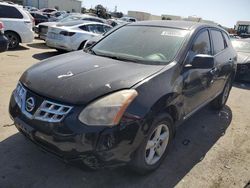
[91,25,188,65]
[232,40,250,53]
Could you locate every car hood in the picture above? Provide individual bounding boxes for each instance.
[20,51,164,105]
[237,52,250,64]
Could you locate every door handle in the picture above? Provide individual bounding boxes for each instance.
[210,67,218,75]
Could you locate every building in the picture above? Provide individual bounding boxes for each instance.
[161,14,181,20]
[9,0,82,12]
[128,11,216,25]
[127,11,161,21]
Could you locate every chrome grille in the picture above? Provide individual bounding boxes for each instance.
[34,101,72,123]
[13,83,72,123]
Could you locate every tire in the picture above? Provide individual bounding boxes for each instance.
[130,113,174,174]
[5,31,20,49]
[211,77,232,110]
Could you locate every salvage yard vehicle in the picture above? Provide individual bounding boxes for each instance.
[9,21,237,174]
[232,39,250,82]
[0,2,34,49]
[46,21,112,51]
[30,12,48,25]
[0,21,8,52]
[36,14,107,40]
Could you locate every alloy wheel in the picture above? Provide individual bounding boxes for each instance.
[6,33,18,49]
[145,123,170,165]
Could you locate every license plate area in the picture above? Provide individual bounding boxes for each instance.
[15,119,34,138]
[48,32,62,40]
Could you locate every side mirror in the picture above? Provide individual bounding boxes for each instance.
[186,54,214,69]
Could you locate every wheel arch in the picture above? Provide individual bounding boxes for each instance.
[78,40,87,50]
[5,30,22,43]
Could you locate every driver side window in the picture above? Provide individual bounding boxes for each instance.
[186,30,211,64]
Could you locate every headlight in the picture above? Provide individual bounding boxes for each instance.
[78,89,138,126]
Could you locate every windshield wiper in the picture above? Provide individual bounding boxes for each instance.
[94,53,140,63]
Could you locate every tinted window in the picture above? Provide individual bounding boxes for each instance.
[103,26,111,32]
[88,24,106,34]
[192,30,211,55]
[0,5,23,19]
[211,30,225,54]
[79,25,89,31]
[186,30,211,64]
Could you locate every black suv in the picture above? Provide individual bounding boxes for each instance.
[9,21,237,173]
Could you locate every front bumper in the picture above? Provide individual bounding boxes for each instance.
[9,90,142,169]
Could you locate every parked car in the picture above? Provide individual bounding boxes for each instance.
[9,21,236,174]
[30,12,48,25]
[231,39,250,82]
[39,8,57,14]
[120,16,137,22]
[83,23,127,49]
[24,6,38,12]
[0,21,8,52]
[0,2,34,49]
[46,21,112,51]
[107,18,127,27]
[36,14,106,40]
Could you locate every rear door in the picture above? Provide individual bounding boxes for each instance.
[208,29,234,98]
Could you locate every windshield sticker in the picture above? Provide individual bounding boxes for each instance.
[161,31,187,37]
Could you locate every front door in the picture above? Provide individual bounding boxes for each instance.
[182,29,214,116]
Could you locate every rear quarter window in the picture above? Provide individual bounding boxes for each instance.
[0,5,23,19]
[211,30,226,54]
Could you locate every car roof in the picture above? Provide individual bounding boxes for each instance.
[129,20,221,30]
[57,20,109,27]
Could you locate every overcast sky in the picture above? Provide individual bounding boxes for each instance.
[82,0,250,28]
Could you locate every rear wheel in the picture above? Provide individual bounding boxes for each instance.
[5,31,20,49]
[211,77,232,110]
[130,113,174,174]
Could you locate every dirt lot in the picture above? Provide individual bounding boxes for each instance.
[0,40,249,188]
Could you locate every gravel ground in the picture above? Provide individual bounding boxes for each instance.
[0,40,249,188]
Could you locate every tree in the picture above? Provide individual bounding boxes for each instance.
[95,4,108,19]
[81,7,86,14]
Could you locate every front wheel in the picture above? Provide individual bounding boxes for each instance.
[211,77,232,110]
[130,113,174,174]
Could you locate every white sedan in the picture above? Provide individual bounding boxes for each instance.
[46,21,112,51]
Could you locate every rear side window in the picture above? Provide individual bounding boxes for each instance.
[0,5,23,19]
[211,30,225,54]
